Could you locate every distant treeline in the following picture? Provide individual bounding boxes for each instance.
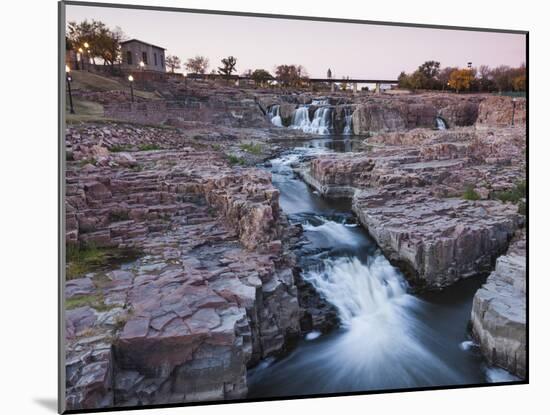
[398,61,526,93]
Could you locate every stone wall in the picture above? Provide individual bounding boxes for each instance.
[104,100,269,128]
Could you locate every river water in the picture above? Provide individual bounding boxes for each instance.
[247,136,517,398]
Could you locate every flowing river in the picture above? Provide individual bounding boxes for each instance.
[247,136,517,398]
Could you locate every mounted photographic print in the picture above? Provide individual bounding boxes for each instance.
[59,1,528,413]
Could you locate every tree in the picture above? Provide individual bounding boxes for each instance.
[327,68,332,79]
[250,69,273,86]
[398,71,411,89]
[397,61,441,90]
[437,66,458,90]
[67,20,125,67]
[185,55,209,74]
[490,65,513,93]
[275,64,308,87]
[513,74,526,91]
[217,56,238,81]
[165,55,181,73]
[477,65,494,92]
[448,69,474,92]
[418,60,441,79]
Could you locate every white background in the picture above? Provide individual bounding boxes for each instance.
[0,0,546,414]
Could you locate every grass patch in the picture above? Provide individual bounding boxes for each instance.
[211,144,222,151]
[240,142,263,155]
[138,143,162,151]
[227,154,246,166]
[66,244,141,280]
[65,98,106,123]
[78,158,97,167]
[493,180,526,203]
[69,70,160,100]
[110,144,133,153]
[462,184,481,201]
[65,293,115,312]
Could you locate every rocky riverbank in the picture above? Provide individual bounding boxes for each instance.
[65,85,527,408]
[297,124,526,289]
[64,123,304,410]
[471,230,526,378]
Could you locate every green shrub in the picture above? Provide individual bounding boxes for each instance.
[494,180,526,203]
[463,184,481,201]
[227,154,246,166]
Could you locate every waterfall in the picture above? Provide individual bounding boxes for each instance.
[310,107,333,135]
[303,255,409,326]
[343,107,353,135]
[290,105,333,135]
[436,117,447,130]
[267,105,283,127]
[290,106,311,131]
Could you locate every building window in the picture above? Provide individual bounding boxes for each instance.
[142,51,148,65]
[161,55,164,67]
[154,52,157,66]
[126,51,132,65]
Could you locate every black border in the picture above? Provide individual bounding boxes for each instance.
[58,1,529,414]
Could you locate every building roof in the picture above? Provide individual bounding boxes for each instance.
[120,39,166,50]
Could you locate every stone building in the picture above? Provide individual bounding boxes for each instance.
[120,39,166,74]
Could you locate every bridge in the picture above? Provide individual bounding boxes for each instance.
[308,78,399,93]
[186,73,399,94]
[241,76,398,94]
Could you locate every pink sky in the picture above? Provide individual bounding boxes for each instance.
[66,4,526,79]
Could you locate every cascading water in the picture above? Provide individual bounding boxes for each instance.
[290,105,333,135]
[247,138,515,398]
[267,104,283,127]
[343,107,353,135]
[436,116,447,130]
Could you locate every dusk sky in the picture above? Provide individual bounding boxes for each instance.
[66,4,526,79]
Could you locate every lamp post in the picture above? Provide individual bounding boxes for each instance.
[77,47,83,70]
[66,65,75,114]
[83,42,90,70]
[138,61,145,83]
[467,62,473,92]
[128,75,135,103]
[512,97,516,126]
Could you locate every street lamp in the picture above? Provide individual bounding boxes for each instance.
[66,65,75,114]
[82,42,90,70]
[128,75,135,103]
[139,60,145,71]
[467,62,473,92]
[77,47,83,70]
